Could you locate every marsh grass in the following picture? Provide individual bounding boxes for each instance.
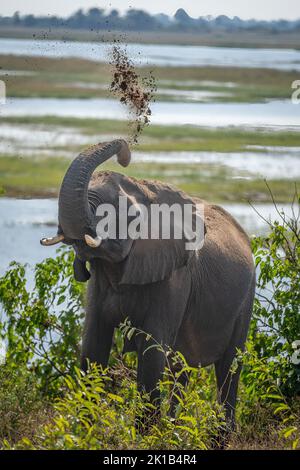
[2,116,300,150]
[2,54,298,103]
[0,154,297,202]
[1,115,299,201]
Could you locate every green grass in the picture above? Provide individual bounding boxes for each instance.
[0,155,68,197]
[1,115,299,201]
[1,115,299,202]
[2,116,300,153]
[0,154,297,203]
[1,54,298,103]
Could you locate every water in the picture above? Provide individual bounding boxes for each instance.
[1,97,300,129]
[0,198,58,275]
[0,198,294,274]
[0,122,93,154]
[133,151,300,180]
[1,122,299,180]
[1,38,300,71]
[157,88,233,101]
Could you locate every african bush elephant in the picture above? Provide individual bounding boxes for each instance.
[41,139,255,431]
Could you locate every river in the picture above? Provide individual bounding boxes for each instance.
[1,97,300,129]
[1,38,300,71]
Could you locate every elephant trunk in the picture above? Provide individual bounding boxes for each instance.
[58,139,130,240]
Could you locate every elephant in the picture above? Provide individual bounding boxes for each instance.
[41,139,255,432]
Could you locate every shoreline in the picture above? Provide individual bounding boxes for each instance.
[0,27,299,50]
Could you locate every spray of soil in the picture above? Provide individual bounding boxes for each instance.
[109,44,156,145]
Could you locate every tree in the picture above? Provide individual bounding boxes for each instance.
[67,9,86,29]
[124,9,158,31]
[24,14,36,27]
[86,7,105,29]
[12,11,20,26]
[106,9,120,30]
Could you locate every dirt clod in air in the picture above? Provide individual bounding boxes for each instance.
[109,44,156,145]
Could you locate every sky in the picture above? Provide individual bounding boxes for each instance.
[0,0,300,21]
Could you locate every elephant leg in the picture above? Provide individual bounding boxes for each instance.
[214,300,252,433]
[134,270,191,430]
[135,331,166,431]
[80,299,114,373]
[136,333,166,404]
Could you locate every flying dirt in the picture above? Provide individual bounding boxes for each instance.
[109,43,156,144]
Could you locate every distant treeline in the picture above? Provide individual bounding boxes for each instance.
[1,8,300,33]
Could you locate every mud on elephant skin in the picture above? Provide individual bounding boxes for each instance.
[41,139,255,433]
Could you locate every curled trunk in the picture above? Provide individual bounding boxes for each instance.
[58,139,130,239]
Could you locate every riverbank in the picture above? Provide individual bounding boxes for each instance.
[0,26,300,49]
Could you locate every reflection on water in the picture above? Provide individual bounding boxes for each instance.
[1,38,300,71]
[0,198,294,274]
[1,97,300,129]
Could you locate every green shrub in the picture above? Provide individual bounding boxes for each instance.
[239,192,300,449]
[250,193,300,397]
[0,363,49,445]
[0,247,85,395]
[8,360,223,450]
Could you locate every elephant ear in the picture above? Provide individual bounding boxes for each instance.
[120,238,190,285]
[73,256,90,282]
[118,179,205,285]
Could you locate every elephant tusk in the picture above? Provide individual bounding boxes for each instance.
[85,234,102,248]
[40,234,65,246]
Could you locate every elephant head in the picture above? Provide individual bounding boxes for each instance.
[41,139,200,284]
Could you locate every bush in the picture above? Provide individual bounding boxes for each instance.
[238,192,300,449]
[0,363,49,445]
[0,247,85,395]
[8,361,224,450]
[250,193,300,397]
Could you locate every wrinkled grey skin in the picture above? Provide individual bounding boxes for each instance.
[42,139,255,431]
